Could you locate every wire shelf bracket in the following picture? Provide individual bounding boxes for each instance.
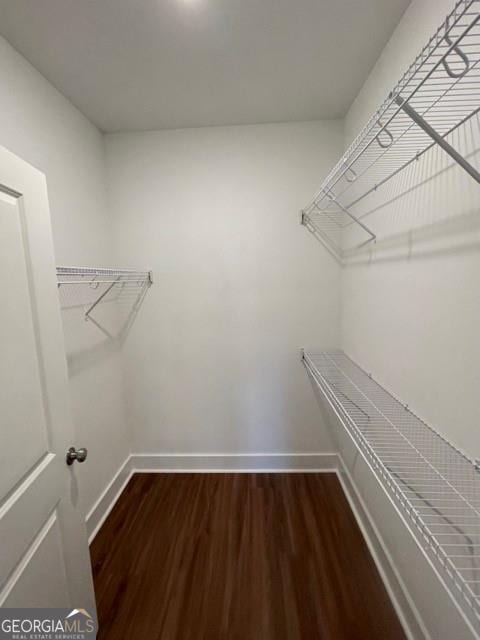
[302,349,480,634]
[56,266,153,322]
[302,0,480,259]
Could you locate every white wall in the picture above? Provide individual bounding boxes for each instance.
[0,36,131,515]
[105,121,343,454]
[336,0,480,637]
[342,0,480,461]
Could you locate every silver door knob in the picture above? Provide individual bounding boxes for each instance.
[66,447,88,466]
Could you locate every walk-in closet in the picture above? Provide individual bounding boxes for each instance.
[0,1,479,638]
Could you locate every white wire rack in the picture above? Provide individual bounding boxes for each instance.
[303,349,480,630]
[302,0,480,259]
[56,266,153,319]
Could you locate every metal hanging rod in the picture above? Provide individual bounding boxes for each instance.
[303,349,480,632]
[302,0,480,259]
[393,93,480,183]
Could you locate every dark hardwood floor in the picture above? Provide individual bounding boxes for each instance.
[91,473,406,640]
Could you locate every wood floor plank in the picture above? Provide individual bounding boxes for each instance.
[90,473,406,640]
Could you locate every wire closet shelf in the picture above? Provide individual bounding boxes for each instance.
[56,266,153,319]
[303,350,480,630]
[302,0,480,259]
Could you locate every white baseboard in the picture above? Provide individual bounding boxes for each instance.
[85,451,422,640]
[86,456,133,544]
[130,452,340,472]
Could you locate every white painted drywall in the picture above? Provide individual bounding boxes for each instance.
[342,0,480,461]
[334,0,480,637]
[0,36,131,515]
[105,122,343,454]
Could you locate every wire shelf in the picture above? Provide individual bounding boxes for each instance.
[56,266,153,320]
[303,349,480,630]
[57,266,153,286]
[302,0,480,259]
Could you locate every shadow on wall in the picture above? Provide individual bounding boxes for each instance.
[344,209,480,267]
[58,281,149,376]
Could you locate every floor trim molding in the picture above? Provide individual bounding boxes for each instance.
[130,452,340,472]
[86,456,133,544]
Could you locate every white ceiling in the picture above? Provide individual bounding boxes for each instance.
[0,0,410,133]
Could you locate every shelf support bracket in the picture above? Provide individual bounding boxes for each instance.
[324,191,377,242]
[85,276,121,320]
[394,94,480,184]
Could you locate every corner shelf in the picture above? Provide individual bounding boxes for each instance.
[303,349,480,631]
[302,0,480,259]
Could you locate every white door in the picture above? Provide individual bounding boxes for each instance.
[0,146,96,615]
